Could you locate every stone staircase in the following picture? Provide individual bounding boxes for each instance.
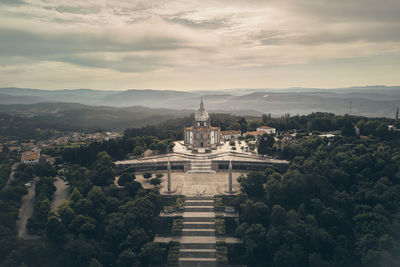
[188,159,215,173]
[179,195,217,266]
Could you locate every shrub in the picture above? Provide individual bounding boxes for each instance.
[229,141,235,146]
[171,217,183,235]
[215,218,226,235]
[150,177,162,187]
[143,172,152,179]
[215,196,224,212]
[175,197,185,211]
[167,242,180,265]
[216,242,228,264]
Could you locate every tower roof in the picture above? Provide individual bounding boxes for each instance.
[195,99,209,121]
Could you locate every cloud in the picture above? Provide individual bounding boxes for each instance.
[0,0,399,89]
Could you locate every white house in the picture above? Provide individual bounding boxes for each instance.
[220,130,241,141]
[21,150,40,165]
[257,126,276,134]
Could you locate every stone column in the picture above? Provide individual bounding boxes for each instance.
[228,160,233,192]
[167,161,171,192]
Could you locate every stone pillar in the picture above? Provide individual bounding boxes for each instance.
[228,160,233,192]
[167,161,171,192]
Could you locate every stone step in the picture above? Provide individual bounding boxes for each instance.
[178,258,217,267]
[185,195,214,200]
[186,170,216,173]
[180,243,216,249]
[182,229,215,236]
[185,200,214,206]
[185,200,214,203]
[190,166,212,169]
[183,222,215,229]
[179,249,216,258]
[184,206,214,212]
[188,168,214,171]
[183,217,215,222]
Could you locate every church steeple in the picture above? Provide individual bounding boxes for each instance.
[200,98,205,111]
[195,98,209,122]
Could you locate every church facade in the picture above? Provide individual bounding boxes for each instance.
[184,100,220,149]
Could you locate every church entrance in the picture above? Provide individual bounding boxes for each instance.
[200,142,204,147]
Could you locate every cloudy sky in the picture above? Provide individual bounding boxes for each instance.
[0,0,399,90]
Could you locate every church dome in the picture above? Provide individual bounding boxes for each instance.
[195,99,209,121]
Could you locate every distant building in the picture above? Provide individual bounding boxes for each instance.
[354,125,360,135]
[257,126,276,134]
[282,133,294,141]
[21,150,41,165]
[388,125,400,132]
[184,100,220,149]
[244,131,265,137]
[220,130,241,141]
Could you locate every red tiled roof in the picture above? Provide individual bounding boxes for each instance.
[210,126,220,130]
[220,130,241,135]
[245,131,265,136]
[258,126,275,129]
[21,150,40,161]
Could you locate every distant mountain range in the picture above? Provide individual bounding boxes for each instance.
[0,103,192,131]
[1,86,400,118]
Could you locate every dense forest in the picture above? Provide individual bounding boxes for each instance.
[235,135,400,266]
[1,112,400,266]
[0,151,166,266]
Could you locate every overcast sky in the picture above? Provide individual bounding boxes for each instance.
[0,0,399,90]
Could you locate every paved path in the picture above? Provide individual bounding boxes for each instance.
[16,177,40,240]
[159,171,243,195]
[51,177,70,212]
[5,162,18,188]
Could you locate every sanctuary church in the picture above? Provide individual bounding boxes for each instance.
[184,100,220,149]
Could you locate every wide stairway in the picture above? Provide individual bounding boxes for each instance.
[188,158,215,173]
[179,195,217,267]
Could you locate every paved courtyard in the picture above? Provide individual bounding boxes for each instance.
[136,171,244,195]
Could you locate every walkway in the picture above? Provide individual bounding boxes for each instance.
[51,177,71,212]
[16,177,40,240]
[5,162,19,188]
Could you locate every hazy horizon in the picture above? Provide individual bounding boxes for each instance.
[2,84,400,92]
[1,0,400,90]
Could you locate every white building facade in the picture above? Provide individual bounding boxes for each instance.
[257,126,276,134]
[184,100,220,149]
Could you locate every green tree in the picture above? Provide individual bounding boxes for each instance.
[238,172,266,199]
[133,146,144,156]
[258,134,274,156]
[157,140,169,153]
[150,177,162,187]
[118,173,135,186]
[90,152,115,186]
